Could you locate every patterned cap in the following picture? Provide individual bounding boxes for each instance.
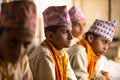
[43,5,71,28]
[88,19,117,41]
[69,5,85,22]
[0,1,36,33]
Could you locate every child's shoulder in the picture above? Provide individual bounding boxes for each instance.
[69,44,86,51]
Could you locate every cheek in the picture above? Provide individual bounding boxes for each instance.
[55,35,67,46]
[91,42,99,52]
[74,27,80,32]
[94,43,103,53]
[83,27,86,33]
[55,35,64,42]
[52,34,62,44]
[0,45,13,60]
[72,28,80,36]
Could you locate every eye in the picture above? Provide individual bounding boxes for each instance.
[102,40,111,47]
[73,23,80,27]
[24,42,31,48]
[62,30,68,34]
[102,40,108,45]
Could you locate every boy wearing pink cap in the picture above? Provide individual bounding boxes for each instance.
[0,1,36,80]
[29,6,77,80]
[67,19,117,80]
[69,5,86,45]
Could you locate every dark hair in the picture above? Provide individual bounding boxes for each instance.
[85,32,100,40]
[45,25,62,33]
[44,25,62,37]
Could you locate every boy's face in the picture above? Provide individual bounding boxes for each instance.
[50,25,73,50]
[0,28,34,64]
[90,35,112,56]
[72,19,86,39]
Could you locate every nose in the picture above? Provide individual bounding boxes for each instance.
[79,26,83,31]
[68,32,73,40]
[16,45,25,56]
[104,44,109,51]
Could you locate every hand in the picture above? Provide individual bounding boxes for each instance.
[101,71,109,77]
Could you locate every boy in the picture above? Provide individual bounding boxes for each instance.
[69,5,86,45]
[29,5,77,80]
[67,19,117,80]
[0,1,36,80]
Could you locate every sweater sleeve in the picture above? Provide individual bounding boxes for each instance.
[29,45,56,80]
[67,44,89,80]
[64,51,77,80]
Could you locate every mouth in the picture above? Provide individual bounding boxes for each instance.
[68,40,72,44]
[10,55,21,64]
[102,51,107,54]
[98,51,106,56]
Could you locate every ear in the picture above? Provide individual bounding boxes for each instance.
[87,34,94,43]
[46,31,54,41]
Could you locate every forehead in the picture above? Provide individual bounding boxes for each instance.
[96,35,112,42]
[3,28,34,41]
[57,25,72,31]
[73,19,85,23]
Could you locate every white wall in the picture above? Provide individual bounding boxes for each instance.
[80,0,109,31]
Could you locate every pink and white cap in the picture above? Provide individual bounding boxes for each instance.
[0,1,36,33]
[43,5,71,28]
[69,5,85,22]
[88,19,117,41]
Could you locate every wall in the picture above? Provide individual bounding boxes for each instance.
[111,0,120,38]
[80,0,109,31]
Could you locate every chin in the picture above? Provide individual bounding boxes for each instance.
[95,53,101,56]
[64,45,71,48]
[10,57,21,64]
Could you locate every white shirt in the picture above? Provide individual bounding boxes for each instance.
[0,55,33,80]
[67,44,89,80]
[29,45,77,80]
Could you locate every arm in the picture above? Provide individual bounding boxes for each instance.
[92,55,109,80]
[29,46,56,80]
[68,45,89,80]
[64,51,77,80]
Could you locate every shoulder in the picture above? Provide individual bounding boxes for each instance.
[29,44,52,60]
[67,44,86,56]
[68,44,85,51]
[29,44,54,67]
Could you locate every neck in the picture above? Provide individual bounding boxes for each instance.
[50,40,63,51]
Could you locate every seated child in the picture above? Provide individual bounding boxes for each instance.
[69,5,86,45]
[29,5,77,80]
[67,19,117,80]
